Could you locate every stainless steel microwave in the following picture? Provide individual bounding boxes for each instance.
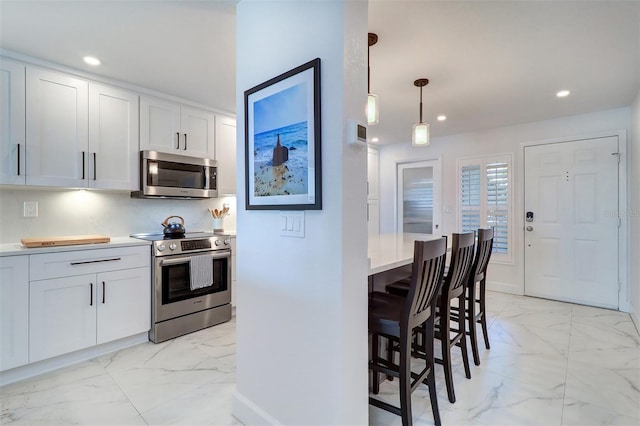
[132,151,217,199]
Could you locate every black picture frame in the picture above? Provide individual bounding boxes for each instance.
[244,58,322,210]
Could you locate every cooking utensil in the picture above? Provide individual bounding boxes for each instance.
[161,215,186,236]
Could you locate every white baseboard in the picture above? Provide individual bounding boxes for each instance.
[0,332,148,387]
[630,301,640,335]
[487,280,523,295]
[232,390,282,426]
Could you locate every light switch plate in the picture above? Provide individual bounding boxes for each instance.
[280,211,304,238]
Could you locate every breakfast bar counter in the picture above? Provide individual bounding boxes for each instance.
[367,233,441,292]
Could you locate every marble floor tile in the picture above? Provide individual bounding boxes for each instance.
[2,293,639,426]
[0,360,143,425]
[562,397,640,426]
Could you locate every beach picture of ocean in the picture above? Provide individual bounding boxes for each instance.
[245,58,321,210]
[252,82,309,198]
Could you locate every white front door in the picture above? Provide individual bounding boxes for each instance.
[524,136,619,309]
[397,159,441,235]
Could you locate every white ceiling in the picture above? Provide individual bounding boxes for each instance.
[1,1,638,145]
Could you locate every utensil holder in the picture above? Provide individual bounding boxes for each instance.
[213,218,224,232]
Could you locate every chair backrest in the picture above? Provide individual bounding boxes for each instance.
[470,228,494,282]
[442,232,476,299]
[404,237,448,330]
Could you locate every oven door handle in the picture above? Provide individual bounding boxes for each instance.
[159,251,230,266]
[159,257,192,266]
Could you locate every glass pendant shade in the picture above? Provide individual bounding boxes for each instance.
[412,122,430,146]
[367,93,379,125]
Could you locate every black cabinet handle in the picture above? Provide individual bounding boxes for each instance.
[176,132,180,149]
[102,281,105,304]
[82,151,86,179]
[184,134,187,150]
[90,283,93,306]
[70,257,122,266]
[93,153,97,180]
[17,144,21,176]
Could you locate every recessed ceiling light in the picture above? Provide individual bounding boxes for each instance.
[371,137,379,143]
[437,115,447,121]
[556,90,570,98]
[83,56,101,66]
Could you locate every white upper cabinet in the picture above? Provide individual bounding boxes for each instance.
[26,67,89,187]
[24,67,139,190]
[140,95,215,158]
[88,83,139,190]
[0,59,26,185]
[181,106,215,158]
[215,115,237,195]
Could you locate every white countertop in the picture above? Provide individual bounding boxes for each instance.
[0,236,151,257]
[368,233,442,275]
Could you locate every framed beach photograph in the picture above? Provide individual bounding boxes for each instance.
[244,58,322,210]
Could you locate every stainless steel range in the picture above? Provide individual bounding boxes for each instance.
[131,232,231,343]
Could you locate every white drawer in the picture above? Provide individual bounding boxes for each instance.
[30,246,150,281]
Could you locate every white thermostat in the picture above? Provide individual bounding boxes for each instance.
[346,120,367,147]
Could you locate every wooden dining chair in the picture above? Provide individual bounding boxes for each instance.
[461,227,494,366]
[368,238,447,426]
[432,232,475,403]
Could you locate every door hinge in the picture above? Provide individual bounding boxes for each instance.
[618,217,622,228]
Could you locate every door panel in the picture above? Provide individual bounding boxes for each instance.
[524,136,619,309]
[396,159,441,235]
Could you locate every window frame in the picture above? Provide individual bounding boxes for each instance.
[456,153,514,264]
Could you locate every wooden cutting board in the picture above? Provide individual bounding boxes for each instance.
[21,234,111,248]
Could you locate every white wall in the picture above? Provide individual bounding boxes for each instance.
[629,90,640,329]
[233,1,368,425]
[0,188,237,242]
[379,107,632,295]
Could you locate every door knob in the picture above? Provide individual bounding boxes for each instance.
[526,226,533,232]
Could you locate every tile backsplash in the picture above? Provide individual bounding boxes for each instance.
[0,188,237,243]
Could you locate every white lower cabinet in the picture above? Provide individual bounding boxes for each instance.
[28,246,150,363]
[0,256,29,371]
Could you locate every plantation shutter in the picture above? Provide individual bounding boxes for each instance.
[460,165,481,233]
[486,162,509,254]
[457,154,513,263]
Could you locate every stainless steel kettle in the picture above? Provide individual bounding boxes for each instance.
[161,215,186,236]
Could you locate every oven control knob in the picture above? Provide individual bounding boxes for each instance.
[224,239,230,245]
[169,243,177,250]
[214,239,221,246]
[157,244,165,252]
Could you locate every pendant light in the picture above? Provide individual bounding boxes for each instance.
[412,78,430,147]
[367,33,379,125]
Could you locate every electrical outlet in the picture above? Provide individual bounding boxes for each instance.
[24,201,38,217]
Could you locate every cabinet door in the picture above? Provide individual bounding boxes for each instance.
[30,274,97,362]
[0,59,26,185]
[181,106,215,158]
[26,67,88,187]
[139,95,180,154]
[367,147,379,200]
[0,256,29,371]
[368,199,380,237]
[96,267,150,344]
[88,83,139,190]
[215,115,236,194]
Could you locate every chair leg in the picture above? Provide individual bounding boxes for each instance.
[467,284,481,366]
[399,329,413,426]
[458,295,471,380]
[440,302,456,404]
[479,278,490,350]
[372,333,380,395]
[424,316,441,426]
